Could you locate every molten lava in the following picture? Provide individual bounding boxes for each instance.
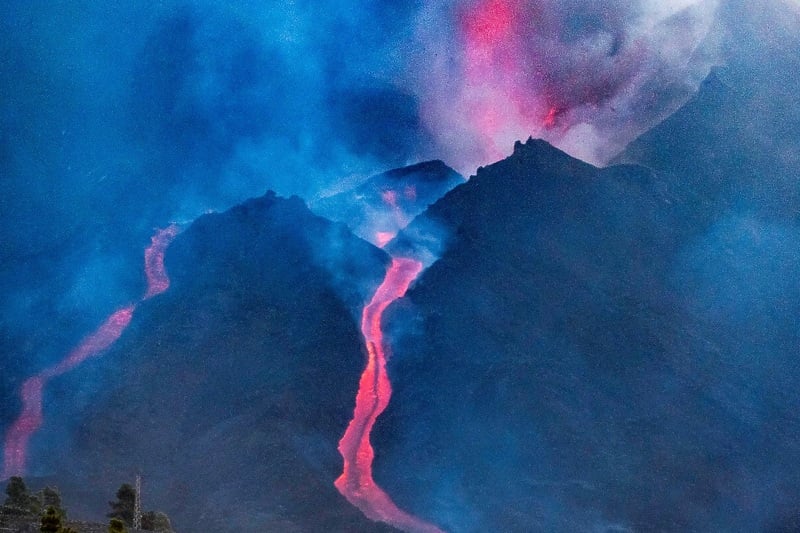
[144,225,181,298]
[335,257,443,533]
[1,378,44,482]
[1,225,179,480]
[375,232,396,249]
[47,307,136,377]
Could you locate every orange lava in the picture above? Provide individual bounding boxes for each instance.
[2,225,180,480]
[1,377,44,480]
[335,258,443,533]
[144,224,181,298]
[375,231,396,248]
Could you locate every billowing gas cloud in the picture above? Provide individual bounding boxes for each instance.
[0,0,725,256]
[411,0,721,170]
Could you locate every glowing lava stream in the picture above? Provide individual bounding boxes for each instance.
[335,257,444,533]
[1,225,180,480]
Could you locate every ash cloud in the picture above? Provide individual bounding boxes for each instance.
[411,0,721,170]
[0,0,732,268]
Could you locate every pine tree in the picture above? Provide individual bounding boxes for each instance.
[108,517,128,533]
[40,505,63,533]
[141,510,173,532]
[3,476,39,515]
[41,487,61,510]
[4,476,27,508]
[107,484,135,526]
[41,487,66,521]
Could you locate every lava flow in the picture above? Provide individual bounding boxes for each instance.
[144,224,181,298]
[335,257,443,533]
[1,225,179,480]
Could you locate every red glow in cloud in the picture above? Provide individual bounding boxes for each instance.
[420,0,720,170]
[372,189,410,248]
[461,0,515,52]
[1,225,180,480]
[381,189,399,209]
[543,105,560,129]
[455,0,566,161]
[375,231,396,248]
[336,257,442,533]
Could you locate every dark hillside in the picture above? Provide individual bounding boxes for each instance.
[374,137,800,532]
[37,192,396,532]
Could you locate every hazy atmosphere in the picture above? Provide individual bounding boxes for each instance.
[2,1,799,531]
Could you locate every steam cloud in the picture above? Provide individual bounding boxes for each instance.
[412,0,720,170]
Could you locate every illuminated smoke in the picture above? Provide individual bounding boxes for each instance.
[413,0,720,170]
[1,226,180,480]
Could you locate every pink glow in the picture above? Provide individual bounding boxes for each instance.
[375,232,395,248]
[543,106,560,129]
[1,306,135,480]
[461,0,515,51]
[2,377,44,479]
[2,226,179,480]
[371,189,411,248]
[44,307,135,378]
[335,258,443,533]
[144,224,180,299]
[381,189,400,209]
[456,0,547,161]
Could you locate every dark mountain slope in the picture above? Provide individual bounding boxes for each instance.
[372,138,800,532]
[36,192,396,532]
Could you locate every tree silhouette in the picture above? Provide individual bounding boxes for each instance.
[108,517,128,533]
[142,510,173,532]
[41,487,61,510]
[107,484,135,526]
[3,476,40,515]
[40,505,63,533]
[41,487,66,521]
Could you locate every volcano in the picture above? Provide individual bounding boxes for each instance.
[371,134,800,531]
[368,30,800,526]
[2,2,800,532]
